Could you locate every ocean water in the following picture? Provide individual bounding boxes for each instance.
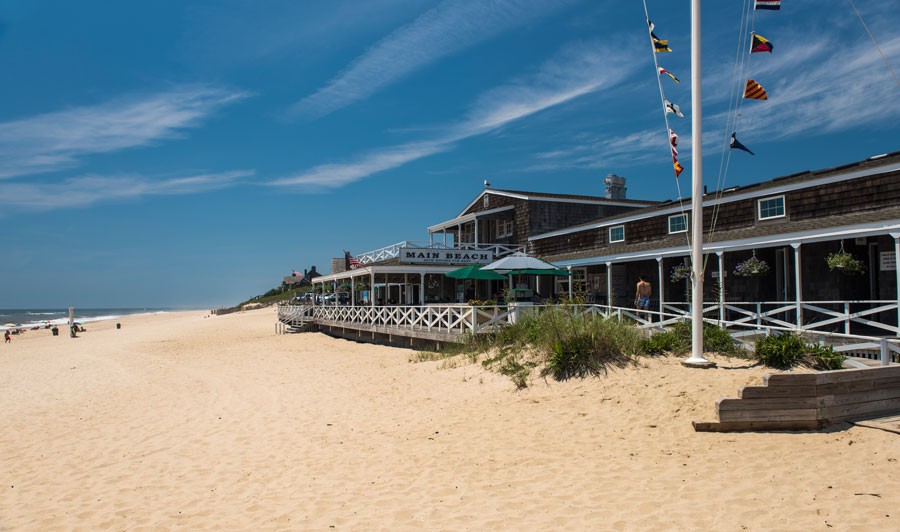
[0,308,177,330]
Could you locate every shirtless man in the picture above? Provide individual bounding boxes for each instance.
[635,275,652,320]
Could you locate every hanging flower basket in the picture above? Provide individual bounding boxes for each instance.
[670,263,691,282]
[826,251,866,275]
[733,255,770,277]
[426,278,440,290]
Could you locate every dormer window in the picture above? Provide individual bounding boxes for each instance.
[668,214,688,234]
[758,195,785,220]
[609,225,625,243]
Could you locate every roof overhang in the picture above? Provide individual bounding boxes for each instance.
[456,189,656,219]
[428,205,515,233]
[530,160,900,242]
[551,218,900,267]
[311,264,466,284]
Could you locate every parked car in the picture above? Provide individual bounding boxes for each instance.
[323,292,351,305]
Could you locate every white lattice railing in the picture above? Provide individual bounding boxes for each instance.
[277,301,900,364]
[355,241,522,265]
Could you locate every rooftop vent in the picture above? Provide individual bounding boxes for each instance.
[604,174,627,200]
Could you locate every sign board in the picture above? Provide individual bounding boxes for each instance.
[711,271,727,278]
[880,251,896,271]
[398,248,494,265]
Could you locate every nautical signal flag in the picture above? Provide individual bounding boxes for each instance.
[664,99,684,117]
[754,0,781,10]
[743,79,768,100]
[648,20,672,52]
[669,129,679,156]
[658,66,680,83]
[730,133,755,155]
[673,156,684,178]
[751,34,774,54]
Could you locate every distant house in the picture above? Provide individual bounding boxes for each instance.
[282,266,320,288]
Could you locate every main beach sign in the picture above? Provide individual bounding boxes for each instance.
[399,248,494,265]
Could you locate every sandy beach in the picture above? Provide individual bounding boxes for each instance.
[1,308,897,531]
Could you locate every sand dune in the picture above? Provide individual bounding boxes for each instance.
[1,308,897,531]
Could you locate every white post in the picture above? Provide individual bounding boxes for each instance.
[606,262,612,311]
[684,0,711,367]
[893,234,900,337]
[404,273,409,305]
[567,265,573,299]
[657,257,664,319]
[717,251,724,323]
[351,276,356,306]
[457,223,462,246]
[443,229,447,247]
[430,232,434,246]
[474,218,479,246]
[370,271,375,307]
[68,306,74,338]
[420,272,425,306]
[792,242,802,331]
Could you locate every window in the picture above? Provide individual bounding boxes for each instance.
[496,219,513,238]
[609,225,625,243]
[758,195,785,220]
[483,195,489,208]
[668,214,688,234]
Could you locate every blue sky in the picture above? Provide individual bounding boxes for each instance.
[2,0,899,308]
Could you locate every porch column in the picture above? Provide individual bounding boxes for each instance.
[333,280,337,306]
[457,223,462,245]
[420,272,425,305]
[717,251,725,323]
[792,242,802,330]
[351,276,355,306]
[404,273,409,304]
[370,271,375,307]
[443,229,447,246]
[893,233,900,336]
[606,262,612,309]
[657,257,664,319]
[567,266,572,299]
[430,232,434,245]
[474,218,479,246]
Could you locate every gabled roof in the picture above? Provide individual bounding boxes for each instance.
[530,150,900,242]
[455,188,658,218]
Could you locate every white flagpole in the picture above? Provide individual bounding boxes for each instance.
[685,0,714,368]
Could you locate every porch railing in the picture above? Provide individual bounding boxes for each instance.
[277,300,900,365]
[355,241,522,265]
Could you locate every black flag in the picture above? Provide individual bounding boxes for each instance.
[730,133,755,155]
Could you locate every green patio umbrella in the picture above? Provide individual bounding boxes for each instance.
[445,263,507,301]
[445,264,508,280]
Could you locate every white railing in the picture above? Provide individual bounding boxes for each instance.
[277,301,900,364]
[661,300,900,336]
[355,241,522,265]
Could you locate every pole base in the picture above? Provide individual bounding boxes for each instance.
[682,358,717,369]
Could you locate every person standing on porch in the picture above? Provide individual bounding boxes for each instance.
[635,274,652,320]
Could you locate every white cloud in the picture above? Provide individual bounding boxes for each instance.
[0,85,250,179]
[0,170,254,211]
[291,0,577,118]
[273,40,640,188]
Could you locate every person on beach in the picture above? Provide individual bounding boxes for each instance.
[635,274,651,320]
[4,330,10,343]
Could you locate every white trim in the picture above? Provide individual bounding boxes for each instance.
[668,213,688,234]
[311,265,463,284]
[757,194,786,221]
[454,189,656,219]
[553,218,900,267]
[428,205,514,233]
[530,160,900,241]
[609,225,625,243]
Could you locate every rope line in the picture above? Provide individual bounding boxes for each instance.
[847,0,900,89]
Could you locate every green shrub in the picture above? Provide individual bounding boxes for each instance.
[756,332,806,368]
[806,344,846,370]
[641,322,736,356]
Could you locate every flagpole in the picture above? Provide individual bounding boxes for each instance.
[685,0,714,368]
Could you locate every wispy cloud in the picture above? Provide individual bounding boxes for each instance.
[273,40,641,188]
[0,170,254,211]
[0,85,250,179]
[291,0,577,118]
[528,32,900,172]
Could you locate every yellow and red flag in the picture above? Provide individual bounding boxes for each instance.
[743,79,768,100]
[673,156,684,178]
